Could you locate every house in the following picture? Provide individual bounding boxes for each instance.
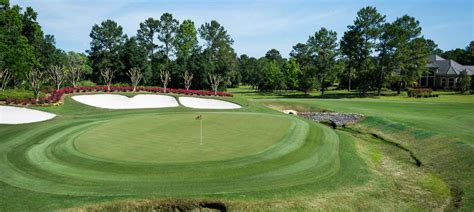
[420,55,474,89]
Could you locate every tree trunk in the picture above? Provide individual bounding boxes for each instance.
[348,68,352,91]
[359,79,366,97]
[320,77,325,97]
[348,77,351,91]
[35,91,40,102]
[376,71,383,96]
[397,81,402,95]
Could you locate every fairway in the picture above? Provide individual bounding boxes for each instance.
[75,113,293,163]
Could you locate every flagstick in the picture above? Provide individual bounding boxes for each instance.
[200,118,203,145]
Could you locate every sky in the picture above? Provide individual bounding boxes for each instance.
[10,0,474,58]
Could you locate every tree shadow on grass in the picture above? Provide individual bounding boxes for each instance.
[250,91,401,99]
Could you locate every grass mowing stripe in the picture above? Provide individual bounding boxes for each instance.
[2,92,465,210]
[1,110,351,197]
[261,96,474,210]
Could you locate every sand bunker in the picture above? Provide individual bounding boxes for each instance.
[0,106,56,124]
[178,97,241,109]
[72,94,179,109]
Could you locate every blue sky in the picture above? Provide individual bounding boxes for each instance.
[11,0,474,58]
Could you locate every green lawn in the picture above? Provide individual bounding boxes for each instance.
[261,97,474,145]
[258,92,474,210]
[0,91,469,210]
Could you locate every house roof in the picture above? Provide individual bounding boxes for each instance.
[466,66,474,74]
[428,55,446,63]
[426,55,474,76]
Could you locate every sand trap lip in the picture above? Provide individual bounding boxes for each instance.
[72,94,179,109]
[0,106,56,124]
[178,97,241,109]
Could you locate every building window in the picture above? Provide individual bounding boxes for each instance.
[448,78,455,88]
[441,78,446,87]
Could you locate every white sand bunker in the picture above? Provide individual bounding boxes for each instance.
[72,94,179,109]
[0,106,56,124]
[178,97,241,109]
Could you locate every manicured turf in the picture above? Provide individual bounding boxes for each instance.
[260,94,474,210]
[0,91,467,210]
[0,94,350,210]
[262,97,474,145]
[75,113,294,163]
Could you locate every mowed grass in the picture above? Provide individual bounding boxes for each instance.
[260,94,474,210]
[0,92,463,210]
[75,113,293,163]
[0,95,352,210]
[262,97,474,145]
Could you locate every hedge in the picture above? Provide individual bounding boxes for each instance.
[3,86,233,106]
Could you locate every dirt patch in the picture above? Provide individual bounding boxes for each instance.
[64,199,227,212]
[449,185,464,210]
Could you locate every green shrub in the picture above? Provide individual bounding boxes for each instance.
[0,89,44,101]
[112,82,130,86]
[76,80,97,87]
[458,70,471,93]
[407,88,434,98]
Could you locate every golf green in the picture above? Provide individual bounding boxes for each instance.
[74,113,294,163]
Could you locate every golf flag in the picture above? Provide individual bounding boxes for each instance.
[196,115,202,120]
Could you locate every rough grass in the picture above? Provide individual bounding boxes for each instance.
[260,94,474,210]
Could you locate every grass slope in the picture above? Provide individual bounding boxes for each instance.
[260,94,474,210]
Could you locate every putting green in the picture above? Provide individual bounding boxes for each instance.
[74,113,294,163]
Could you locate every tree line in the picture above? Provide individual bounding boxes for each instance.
[0,0,238,96]
[1,0,473,98]
[86,14,238,94]
[0,1,91,99]
[239,6,473,96]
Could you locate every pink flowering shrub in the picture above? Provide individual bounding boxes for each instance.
[4,86,233,106]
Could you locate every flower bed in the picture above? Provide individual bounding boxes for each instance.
[4,86,233,106]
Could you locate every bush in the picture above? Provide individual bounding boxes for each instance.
[76,80,97,87]
[457,70,471,93]
[0,89,44,101]
[112,83,130,87]
[0,85,232,105]
[2,86,233,106]
[407,88,435,98]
